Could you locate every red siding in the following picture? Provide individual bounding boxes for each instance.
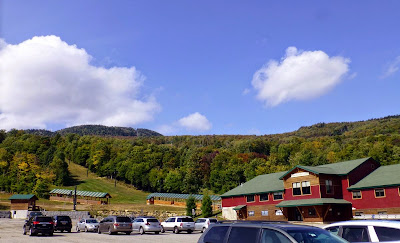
[284,185,321,200]
[222,193,281,207]
[349,187,400,209]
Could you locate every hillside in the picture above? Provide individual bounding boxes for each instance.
[24,125,163,137]
[1,114,399,199]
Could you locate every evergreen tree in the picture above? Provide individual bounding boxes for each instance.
[201,194,213,218]
[186,195,196,216]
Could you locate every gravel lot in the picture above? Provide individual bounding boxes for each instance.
[0,218,201,243]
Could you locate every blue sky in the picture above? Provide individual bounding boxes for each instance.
[0,1,399,135]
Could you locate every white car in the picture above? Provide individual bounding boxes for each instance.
[324,220,400,242]
[194,218,218,232]
[160,216,195,234]
[76,218,99,232]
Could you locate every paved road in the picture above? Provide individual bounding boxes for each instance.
[0,218,201,243]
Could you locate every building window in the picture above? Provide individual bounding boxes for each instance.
[302,181,311,195]
[273,192,283,200]
[326,180,333,194]
[352,191,362,199]
[246,195,255,202]
[293,182,301,195]
[248,211,255,216]
[308,208,316,216]
[275,210,283,215]
[260,194,269,201]
[261,210,268,216]
[378,211,387,215]
[375,189,385,198]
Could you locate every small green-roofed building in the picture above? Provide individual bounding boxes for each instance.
[221,171,287,198]
[9,194,39,210]
[49,188,111,205]
[348,163,400,190]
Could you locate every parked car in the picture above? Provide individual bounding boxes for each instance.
[27,211,43,219]
[195,218,218,232]
[161,216,195,234]
[324,220,400,242]
[98,216,132,235]
[132,216,162,234]
[53,215,72,232]
[76,218,99,232]
[23,216,54,236]
[198,221,348,243]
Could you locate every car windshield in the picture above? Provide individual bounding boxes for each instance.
[180,218,194,222]
[116,217,131,222]
[287,228,348,243]
[147,218,159,223]
[86,219,98,223]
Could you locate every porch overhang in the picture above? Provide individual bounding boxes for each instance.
[275,198,351,208]
[233,205,246,210]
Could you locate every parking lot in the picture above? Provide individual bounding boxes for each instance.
[0,218,201,243]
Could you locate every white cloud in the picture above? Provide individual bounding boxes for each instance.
[178,112,212,132]
[251,46,350,107]
[0,35,160,130]
[381,56,400,79]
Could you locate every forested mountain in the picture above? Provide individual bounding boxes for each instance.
[24,125,163,137]
[1,115,399,198]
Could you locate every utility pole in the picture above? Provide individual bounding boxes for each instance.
[73,186,77,211]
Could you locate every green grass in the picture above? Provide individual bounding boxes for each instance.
[52,162,148,204]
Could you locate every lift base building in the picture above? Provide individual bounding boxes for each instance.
[221,158,400,222]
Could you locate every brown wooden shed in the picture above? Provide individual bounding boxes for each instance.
[8,194,39,210]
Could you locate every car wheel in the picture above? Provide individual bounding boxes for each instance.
[161,226,165,233]
[85,227,88,232]
[67,228,71,233]
[49,232,53,236]
[108,227,113,235]
[173,227,179,234]
[201,227,206,233]
[139,227,145,235]
[23,227,27,235]
[125,232,131,235]
[187,229,192,234]
[155,231,159,234]
[76,226,80,232]
[30,228,36,236]
[98,228,101,234]
[60,229,63,233]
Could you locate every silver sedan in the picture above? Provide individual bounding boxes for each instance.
[76,218,99,232]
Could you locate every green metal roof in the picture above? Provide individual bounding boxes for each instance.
[233,205,246,210]
[279,157,374,179]
[49,189,111,198]
[348,163,400,190]
[9,194,38,200]
[221,171,286,198]
[146,192,221,201]
[276,198,351,208]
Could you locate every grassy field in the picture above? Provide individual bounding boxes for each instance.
[55,162,148,204]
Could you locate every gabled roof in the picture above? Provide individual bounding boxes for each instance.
[146,192,221,201]
[276,198,351,208]
[279,157,374,179]
[221,171,286,198]
[348,163,400,190]
[50,189,111,198]
[9,194,38,200]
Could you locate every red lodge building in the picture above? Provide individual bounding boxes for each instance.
[221,157,400,222]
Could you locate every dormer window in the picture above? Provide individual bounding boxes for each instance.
[302,181,311,195]
[293,182,301,195]
[246,195,255,202]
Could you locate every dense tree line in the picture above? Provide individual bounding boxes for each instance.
[0,115,399,198]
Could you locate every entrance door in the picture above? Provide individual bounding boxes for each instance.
[294,208,303,221]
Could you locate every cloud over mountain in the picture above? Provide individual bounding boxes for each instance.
[252,46,350,107]
[0,36,160,130]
